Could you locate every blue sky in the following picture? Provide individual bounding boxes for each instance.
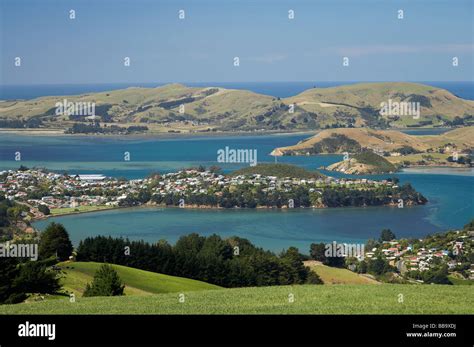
[1,0,473,84]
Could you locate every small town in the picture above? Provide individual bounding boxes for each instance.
[0,166,409,220]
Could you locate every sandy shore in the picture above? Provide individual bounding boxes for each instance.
[0,129,65,136]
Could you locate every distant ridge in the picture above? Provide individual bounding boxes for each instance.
[1,82,473,134]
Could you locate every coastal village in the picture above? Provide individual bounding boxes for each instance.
[0,167,401,215]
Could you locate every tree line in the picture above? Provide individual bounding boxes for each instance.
[76,233,322,287]
[131,183,426,209]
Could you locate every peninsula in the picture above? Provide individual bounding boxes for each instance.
[271,127,474,174]
[0,164,427,232]
[1,82,473,135]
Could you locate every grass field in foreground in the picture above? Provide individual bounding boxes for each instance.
[1,284,472,314]
[57,262,221,296]
[305,261,379,285]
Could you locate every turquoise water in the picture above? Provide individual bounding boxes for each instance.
[0,133,340,178]
[33,205,439,253]
[13,133,471,251]
[31,169,473,251]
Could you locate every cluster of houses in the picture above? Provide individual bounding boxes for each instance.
[0,169,145,211]
[0,167,398,216]
[150,169,397,197]
[365,234,474,280]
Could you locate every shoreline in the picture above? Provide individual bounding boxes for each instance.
[32,200,425,224]
[36,205,127,220]
[0,126,458,138]
[0,128,315,139]
[322,163,472,175]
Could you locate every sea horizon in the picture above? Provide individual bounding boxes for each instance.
[2,81,474,100]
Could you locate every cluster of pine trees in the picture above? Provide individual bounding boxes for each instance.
[76,234,321,287]
[321,183,427,208]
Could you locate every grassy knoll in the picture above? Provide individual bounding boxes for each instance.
[352,151,397,173]
[1,284,472,314]
[305,262,379,285]
[231,163,324,179]
[57,262,221,296]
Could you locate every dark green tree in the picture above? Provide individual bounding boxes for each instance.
[83,264,125,297]
[358,260,368,274]
[279,247,309,284]
[423,265,451,285]
[324,255,345,268]
[0,258,25,304]
[39,222,73,261]
[379,229,396,242]
[306,271,324,284]
[309,243,326,262]
[367,257,390,276]
[38,204,50,215]
[0,258,60,304]
[13,261,60,294]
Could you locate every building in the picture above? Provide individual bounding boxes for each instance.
[77,174,106,182]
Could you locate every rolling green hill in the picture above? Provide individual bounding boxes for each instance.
[1,284,472,314]
[1,82,473,134]
[285,82,474,128]
[57,261,221,296]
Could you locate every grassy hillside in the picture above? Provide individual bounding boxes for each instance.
[273,128,430,155]
[353,151,397,172]
[1,284,472,314]
[231,163,325,179]
[58,262,220,296]
[421,126,474,148]
[1,82,473,133]
[326,151,398,174]
[273,127,474,157]
[285,82,474,128]
[304,261,379,285]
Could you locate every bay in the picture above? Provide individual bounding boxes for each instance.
[14,132,471,252]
